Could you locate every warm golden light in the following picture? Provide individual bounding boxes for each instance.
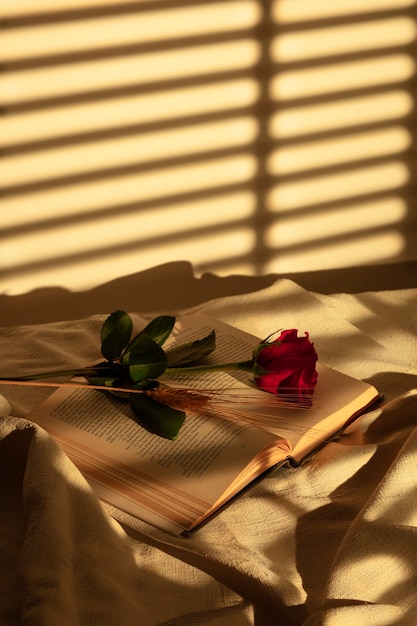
[269,91,414,139]
[271,54,416,100]
[2,225,256,295]
[0,0,149,16]
[0,2,261,62]
[272,18,416,62]
[0,117,258,189]
[267,162,409,211]
[0,40,261,104]
[0,79,260,147]
[0,0,415,295]
[1,193,255,267]
[265,232,405,274]
[267,127,411,176]
[273,0,417,23]
[265,197,407,247]
[2,156,258,229]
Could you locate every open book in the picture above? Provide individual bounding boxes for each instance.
[25,313,379,535]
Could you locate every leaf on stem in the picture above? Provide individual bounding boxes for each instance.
[121,315,175,365]
[101,310,133,361]
[142,315,176,346]
[128,333,168,382]
[166,330,216,367]
[129,393,186,440]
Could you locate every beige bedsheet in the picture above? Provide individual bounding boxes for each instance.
[1,279,416,625]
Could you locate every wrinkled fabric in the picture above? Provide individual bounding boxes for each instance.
[1,279,416,625]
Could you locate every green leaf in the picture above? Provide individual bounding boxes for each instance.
[87,377,131,398]
[101,310,133,361]
[121,315,175,365]
[83,362,127,386]
[142,315,176,346]
[166,330,216,367]
[128,333,167,383]
[129,393,186,440]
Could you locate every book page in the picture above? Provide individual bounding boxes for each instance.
[211,364,379,463]
[24,312,378,533]
[166,314,379,463]
[27,383,289,534]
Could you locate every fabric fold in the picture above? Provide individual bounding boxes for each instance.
[0,414,254,625]
[1,279,416,625]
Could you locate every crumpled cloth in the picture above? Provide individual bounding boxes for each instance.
[1,279,417,625]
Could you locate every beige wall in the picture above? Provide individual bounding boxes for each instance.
[1,1,417,295]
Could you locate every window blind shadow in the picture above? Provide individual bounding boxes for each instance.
[1,0,416,294]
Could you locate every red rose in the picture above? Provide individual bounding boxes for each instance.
[254,329,318,399]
